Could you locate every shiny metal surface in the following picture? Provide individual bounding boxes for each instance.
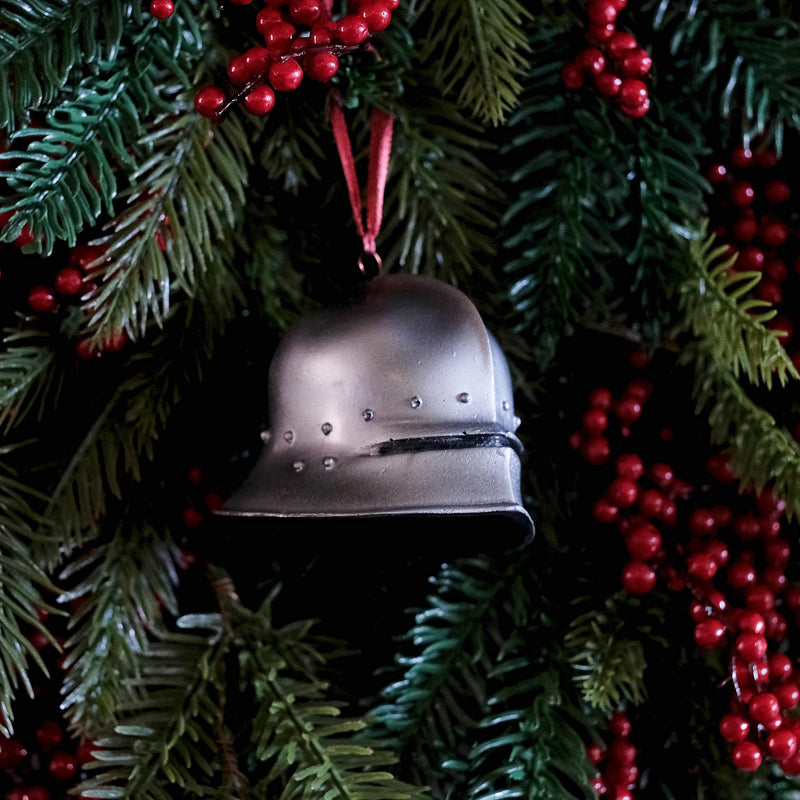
[219,273,533,536]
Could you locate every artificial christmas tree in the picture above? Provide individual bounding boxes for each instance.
[2,0,800,798]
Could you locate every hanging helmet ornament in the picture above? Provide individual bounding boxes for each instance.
[218,273,533,538]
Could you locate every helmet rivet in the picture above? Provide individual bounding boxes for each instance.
[322,456,338,470]
[362,409,375,422]
[321,422,333,435]
[284,430,295,444]
[457,392,471,404]
[502,400,510,411]
[292,460,305,473]
[410,396,422,409]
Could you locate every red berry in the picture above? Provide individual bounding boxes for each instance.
[727,559,757,589]
[54,266,83,295]
[775,682,800,710]
[619,96,650,118]
[592,498,619,523]
[28,285,56,313]
[586,743,604,764]
[769,653,793,681]
[749,692,781,723]
[607,31,637,57]
[244,85,276,115]
[690,601,710,623]
[746,585,775,612]
[694,619,726,648]
[594,71,622,96]
[614,396,642,423]
[731,741,762,771]
[607,738,636,765]
[336,14,370,44]
[617,79,648,107]
[764,179,791,204]
[289,0,322,25]
[756,148,779,167]
[687,553,718,581]
[581,435,610,465]
[756,488,787,518]
[761,219,789,248]
[194,86,226,118]
[608,711,632,737]
[734,515,761,541]
[736,631,768,661]
[582,406,608,435]
[768,730,798,761]
[660,498,678,526]
[626,522,661,560]
[705,540,729,567]
[688,508,716,537]
[587,0,618,26]
[737,610,766,635]
[269,59,303,91]
[706,162,728,184]
[588,387,613,409]
[75,337,101,360]
[35,721,63,751]
[0,738,27,768]
[730,181,755,206]
[637,489,663,518]
[360,0,392,31]
[615,454,644,480]
[575,47,606,75]
[621,562,657,594]
[304,52,339,81]
[738,245,766,271]
[757,281,783,304]
[205,492,224,512]
[560,63,584,89]
[732,215,758,242]
[149,0,174,18]
[102,329,127,353]
[619,48,652,78]
[731,145,754,167]
[586,22,616,45]
[256,7,284,35]
[181,507,204,528]
[720,713,750,743]
[607,478,639,508]
[76,740,98,766]
[48,751,78,781]
[649,463,674,486]
[265,21,297,53]
[765,258,788,283]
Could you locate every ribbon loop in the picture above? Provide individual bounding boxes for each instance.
[329,90,394,274]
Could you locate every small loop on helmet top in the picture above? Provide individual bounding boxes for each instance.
[358,250,383,278]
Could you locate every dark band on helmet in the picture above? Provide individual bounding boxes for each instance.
[370,432,523,457]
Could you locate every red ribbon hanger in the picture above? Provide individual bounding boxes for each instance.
[328,89,394,274]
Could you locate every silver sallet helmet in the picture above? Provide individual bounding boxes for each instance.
[218,272,533,537]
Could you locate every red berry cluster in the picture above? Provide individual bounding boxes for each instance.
[23,244,127,361]
[560,0,652,118]
[706,143,800,373]
[180,465,225,529]
[571,358,800,776]
[193,0,399,121]
[586,711,640,799]
[0,211,34,253]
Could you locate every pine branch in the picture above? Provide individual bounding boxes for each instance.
[413,0,531,125]
[677,226,798,390]
[76,616,229,800]
[35,279,242,570]
[82,106,251,339]
[650,0,800,151]
[688,346,800,518]
[0,0,127,132]
[223,587,423,800]
[380,84,501,281]
[564,596,651,715]
[57,517,184,737]
[366,555,532,792]
[0,64,138,252]
[0,329,60,433]
[0,459,60,737]
[463,665,596,800]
